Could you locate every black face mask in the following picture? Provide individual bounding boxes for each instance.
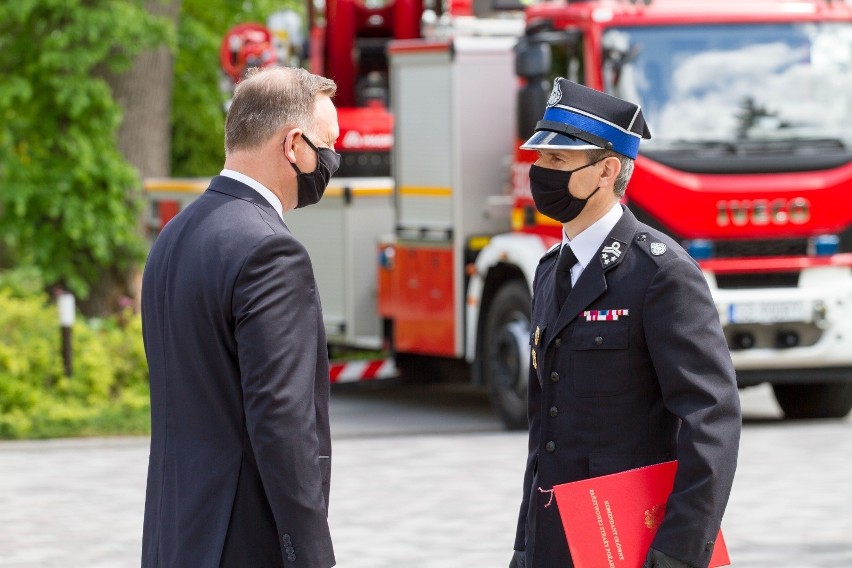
[529,159,603,223]
[289,134,341,208]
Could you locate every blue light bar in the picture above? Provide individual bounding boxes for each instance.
[685,239,714,261]
[810,235,839,257]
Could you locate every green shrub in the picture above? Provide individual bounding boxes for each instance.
[0,272,149,439]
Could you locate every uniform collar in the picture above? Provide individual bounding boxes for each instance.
[561,202,623,270]
[220,169,284,221]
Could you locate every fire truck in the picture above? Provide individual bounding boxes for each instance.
[146,0,852,427]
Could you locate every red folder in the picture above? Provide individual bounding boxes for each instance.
[552,461,730,568]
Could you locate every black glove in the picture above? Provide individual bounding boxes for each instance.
[643,547,692,568]
[509,550,526,568]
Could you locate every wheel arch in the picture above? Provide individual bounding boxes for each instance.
[465,233,552,385]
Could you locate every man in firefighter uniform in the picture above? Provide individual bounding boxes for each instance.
[509,79,741,568]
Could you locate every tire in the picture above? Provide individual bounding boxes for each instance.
[772,382,852,419]
[479,280,532,430]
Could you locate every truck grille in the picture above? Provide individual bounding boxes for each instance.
[713,238,808,258]
[715,272,799,289]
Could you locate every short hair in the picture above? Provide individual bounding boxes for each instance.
[585,148,634,198]
[225,67,337,154]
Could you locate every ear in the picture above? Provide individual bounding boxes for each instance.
[282,128,303,164]
[599,156,622,189]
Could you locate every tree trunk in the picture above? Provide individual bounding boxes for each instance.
[113,0,182,181]
[83,0,182,316]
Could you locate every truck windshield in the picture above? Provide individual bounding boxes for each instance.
[602,23,852,154]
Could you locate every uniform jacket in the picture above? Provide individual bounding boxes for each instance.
[141,176,335,567]
[514,206,741,568]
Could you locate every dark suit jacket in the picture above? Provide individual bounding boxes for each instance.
[141,176,334,567]
[514,206,741,568]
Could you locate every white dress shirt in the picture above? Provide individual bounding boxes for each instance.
[220,169,284,221]
[560,203,623,286]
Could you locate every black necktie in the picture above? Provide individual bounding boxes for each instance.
[555,245,577,310]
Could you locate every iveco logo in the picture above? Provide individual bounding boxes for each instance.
[716,198,811,226]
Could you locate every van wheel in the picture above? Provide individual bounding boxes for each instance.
[772,382,852,419]
[480,280,531,430]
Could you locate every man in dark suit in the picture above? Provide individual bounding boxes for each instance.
[141,67,339,567]
[510,79,741,568]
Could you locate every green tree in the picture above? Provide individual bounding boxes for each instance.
[0,1,173,309]
[171,0,302,177]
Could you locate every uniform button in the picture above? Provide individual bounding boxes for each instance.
[554,338,562,347]
[549,406,558,417]
[282,534,291,545]
[550,371,559,383]
[594,336,603,345]
[637,234,647,242]
[545,441,556,452]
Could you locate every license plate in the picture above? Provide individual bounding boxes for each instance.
[728,301,811,324]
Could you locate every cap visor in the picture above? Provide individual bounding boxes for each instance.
[520,130,601,151]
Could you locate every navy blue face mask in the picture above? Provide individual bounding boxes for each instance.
[529,158,603,223]
[289,134,341,208]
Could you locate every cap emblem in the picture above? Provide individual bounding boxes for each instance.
[546,78,563,108]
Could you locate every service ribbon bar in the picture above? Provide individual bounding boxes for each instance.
[582,309,629,321]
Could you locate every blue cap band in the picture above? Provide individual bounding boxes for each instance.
[541,106,641,159]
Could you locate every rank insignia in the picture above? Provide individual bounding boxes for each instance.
[650,242,667,256]
[600,238,627,268]
[532,348,538,369]
[582,309,629,322]
[534,326,541,346]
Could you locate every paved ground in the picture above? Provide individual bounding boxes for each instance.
[0,384,850,567]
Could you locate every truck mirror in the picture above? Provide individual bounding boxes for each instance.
[517,79,550,140]
[515,40,551,79]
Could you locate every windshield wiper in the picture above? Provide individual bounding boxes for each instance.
[603,44,642,89]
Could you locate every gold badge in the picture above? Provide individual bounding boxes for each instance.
[534,326,541,346]
[532,348,538,369]
[644,504,666,530]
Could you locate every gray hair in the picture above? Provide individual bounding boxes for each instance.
[225,67,336,154]
[585,148,634,198]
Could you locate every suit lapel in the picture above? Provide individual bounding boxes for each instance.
[543,207,640,349]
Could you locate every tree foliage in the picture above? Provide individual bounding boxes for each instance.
[0,1,174,300]
[171,0,302,177]
[0,267,149,439]
[0,0,304,304]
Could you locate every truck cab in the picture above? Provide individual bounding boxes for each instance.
[510,0,852,418]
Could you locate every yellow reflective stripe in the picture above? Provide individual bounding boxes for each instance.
[399,186,453,197]
[511,207,561,231]
[325,187,394,197]
[144,178,209,194]
[535,212,561,227]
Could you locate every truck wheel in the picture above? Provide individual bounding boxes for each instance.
[772,382,852,419]
[481,280,531,430]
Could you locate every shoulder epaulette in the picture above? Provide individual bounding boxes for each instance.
[632,229,678,265]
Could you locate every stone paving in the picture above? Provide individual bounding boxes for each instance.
[0,385,850,567]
